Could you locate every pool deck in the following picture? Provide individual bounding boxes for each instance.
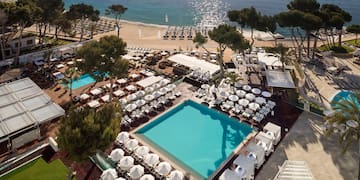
[256,112,358,180]
[131,82,256,180]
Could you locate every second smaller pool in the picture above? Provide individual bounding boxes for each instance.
[331,91,360,109]
[66,73,96,90]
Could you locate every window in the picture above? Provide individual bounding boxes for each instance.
[26,39,33,45]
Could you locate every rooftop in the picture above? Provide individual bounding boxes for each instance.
[0,78,65,141]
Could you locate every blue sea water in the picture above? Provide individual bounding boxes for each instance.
[64,0,360,26]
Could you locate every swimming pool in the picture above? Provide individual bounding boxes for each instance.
[136,100,253,179]
[331,90,360,108]
[65,73,96,90]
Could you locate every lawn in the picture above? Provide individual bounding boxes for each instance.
[345,39,360,47]
[2,158,71,180]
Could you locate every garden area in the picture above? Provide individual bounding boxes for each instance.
[2,158,72,180]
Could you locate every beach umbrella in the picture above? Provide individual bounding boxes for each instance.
[261,91,272,98]
[135,99,146,107]
[255,97,266,105]
[126,85,137,91]
[234,81,242,88]
[201,84,210,89]
[166,84,176,90]
[140,174,155,180]
[119,98,127,106]
[127,94,138,101]
[129,165,145,179]
[144,94,155,101]
[116,132,129,144]
[161,51,168,56]
[145,86,154,93]
[144,153,160,166]
[228,94,239,102]
[100,168,117,180]
[109,148,125,162]
[159,87,169,95]
[152,83,161,89]
[135,146,150,157]
[125,103,137,112]
[242,85,251,91]
[251,88,261,95]
[125,139,139,151]
[152,91,162,98]
[159,79,170,86]
[115,178,126,180]
[119,156,134,170]
[136,90,146,97]
[156,162,172,175]
[168,170,184,180]
[236,90,246,98]
[245,93,255,101]
[249,102,260,111]
[238,99,250,107]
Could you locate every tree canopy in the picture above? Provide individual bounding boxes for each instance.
[208,24,248,78]
[57,103,122,162]
[66,3,100,41]
[77,35,129,101]
[346,25,360,43]
[105,4,127,37]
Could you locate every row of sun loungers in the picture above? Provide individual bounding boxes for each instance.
[163,26,194,40]
[220,122,281,180]
[100,131,185,180]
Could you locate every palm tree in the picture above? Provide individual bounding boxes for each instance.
[325,92,360,179]
[64,67,79,100]
[225,72,242,85]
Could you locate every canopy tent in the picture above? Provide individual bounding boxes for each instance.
[168,54,220,75]
[264,122,281,145]
[0,77,65,148]
[233,155,255,179]
[266,71,295,88]
[136,76,164,88]
[257,52,282,67]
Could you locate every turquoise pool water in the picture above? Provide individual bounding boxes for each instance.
[331,91,360,108]
[136,100,253,179]
[66,73,96,90]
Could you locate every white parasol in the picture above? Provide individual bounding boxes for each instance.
[152,91,162,98]
[135,99,146,107]
[135,146,150,157]
[127,94,138,101]
[251,88,261,95]
[144,94,155,101]
[248,102,260,111]
[129,165,145,179]
[144,153,160,167]
[166,84,176,90]
[109,148,124,163]
[245,93,255,101]
[125,85,137,91]
[168,170,184,180]
[156,161,172,175]
[236,90,246,98]
[125,103,137,112]
[116,132,129,144]
[242,85,251,91]
[125,139,139,151]
[261,91,272,98]
[136,90,146,97]
[255,97,266,105]
[140,174,155,180]
[228,94,239,102]
[238,99,250,107]
[201,84,210,89]
[145,86,154,93]
[100,168,117,180]
[119,156,134,170]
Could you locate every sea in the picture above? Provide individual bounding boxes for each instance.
[64,0,360,34]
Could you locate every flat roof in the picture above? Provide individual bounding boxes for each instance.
[265,70,296,88]
[136,76,163,88]
[258,52,282,67]
[0,78,65,139]
[168,54,220,75]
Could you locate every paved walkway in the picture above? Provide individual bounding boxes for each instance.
[256,112,358,180]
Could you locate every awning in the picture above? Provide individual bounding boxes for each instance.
[136,76,164,88]
[266,70,295,88]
